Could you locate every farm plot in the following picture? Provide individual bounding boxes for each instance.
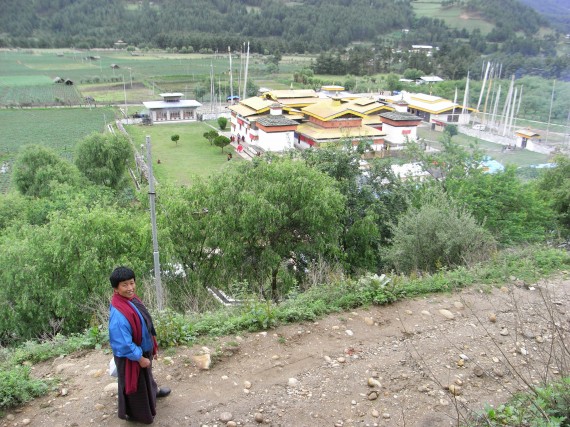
[0,84,84,107]
[0,107,115,194]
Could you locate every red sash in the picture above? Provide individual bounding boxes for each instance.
[111,293,142,394]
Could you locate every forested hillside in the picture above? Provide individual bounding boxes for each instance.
[519,0,570,33]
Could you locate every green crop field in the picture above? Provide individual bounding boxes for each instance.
[0,107,116,193]
[412,2,494,35]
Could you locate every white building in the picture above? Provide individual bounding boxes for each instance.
[142,93,202,123]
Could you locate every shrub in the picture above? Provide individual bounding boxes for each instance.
[384,188,496,274]
[217,117,228,130]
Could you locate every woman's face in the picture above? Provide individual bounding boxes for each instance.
[115,278,136,299]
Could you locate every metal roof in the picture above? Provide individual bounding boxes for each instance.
[143,100,202,109]
[256,115,299,127]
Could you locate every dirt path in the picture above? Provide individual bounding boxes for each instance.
[4,275,569,427]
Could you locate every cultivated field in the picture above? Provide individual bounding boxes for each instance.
[411,1,494,34]
[0,107,115,193]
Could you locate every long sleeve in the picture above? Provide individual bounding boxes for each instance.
[109,305,156,361]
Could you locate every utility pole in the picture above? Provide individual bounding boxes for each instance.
[146,135,163,310]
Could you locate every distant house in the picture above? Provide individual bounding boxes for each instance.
[380,91,474,126]
[142,93,202,123]
[110,64,120,69]
[53,77,65,83]
[417,76,444,84]
[410,45,434,56]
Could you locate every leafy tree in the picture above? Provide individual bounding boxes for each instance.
[74,133,132,189]
[213,135,231,152]
[217,117,228,130]
[536,155,570,237]
[403,68,424,80]
[0,203,151,342]
[159,157,345,302]
[195,85,207,101]
[445,124,458,137]
[447,166,555,245]
[12,145,80,198]
[203,130,218,145]
[384,187,496,274]
[171,134,180,146]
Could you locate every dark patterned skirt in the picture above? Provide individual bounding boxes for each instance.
[115,352,157,424]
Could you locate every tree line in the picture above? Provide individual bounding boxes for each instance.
[0,130,568,345]
[1,0,565,82]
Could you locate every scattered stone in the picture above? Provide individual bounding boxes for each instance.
[165,374,172,381]
[192,353,211,370]
[382,413,391,419]
[500,328,509,336]
[324,356,332,363]
[227,422,237,427]
[104,383,118,393]
[95,403,105,410]
[455,379,463,386]
[456,359,464,367]
[492,357,500,363]
[288,378,299,387]
[244,381,252,389]
[500,286,509,293]
[421,310,431,316]
[367,378,381,388]
[22,419,31,426]
[488,313,497,323]
[453,302,464,309]
[440,398,450,406]
[367,390,379,400]
[439,309,455,320]
[459,354,469,361]
[219,412,233,423]
[493,367,504,377]
[55,363,75,374]
[405,310,413,315]
[271,355,280,360]
[345,330,354,336]
[337,357,346,364]
[6,414,15,421]
[254,412,264,423]
[518,347,528,356]
[163,356,173,365]
[371,409,380,418]
[473,366,484,377]
[60,388,68,396]
[221,375,229,380]
[448,384,462,396]
[87,369,104,378]
[536,336,544,343]
[364,317,375,326]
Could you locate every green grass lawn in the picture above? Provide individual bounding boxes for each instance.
[125,121,242,186]
[418,128,551,167]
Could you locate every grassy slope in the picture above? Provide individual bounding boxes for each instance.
[411,1,495,34]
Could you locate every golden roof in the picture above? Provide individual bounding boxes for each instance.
[264,89,318,100]
[296,122,384,141]
[302,99,368,121]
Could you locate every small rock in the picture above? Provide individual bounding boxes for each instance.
[405,310,413,315]
[459,354,469,361]
[493,367,504,377]
[367,390,379,400]
[192,353,211,370]
[60,388,68,396]
[6,414,15,421]
[227,422,237,427]
[453,302,464,309]
[448,384,462,396]
[500,328,509,336]
[22,419,31,426]
[244,381,252,389]
[254,412,264,423]
[364,317,375,326]
[536,336,544,343]
[382,413,391,419]
[488,313,497,323]
[163,356,173,365]
[440,398,450,406]
[439,309,455,320]
[455,378,463,386]
[367,378,381,388]
[288,378,299,387]
[371,409,380,418]
[456,359,464,367]
[473,366,484,377]
[500,286,509,293]
[55,363,75,374]
[104,383,118,393]
[337,357,346,363]
[324,356,332,363]
[421,310,431,316]
[219,412,233,423]
[95,403,105,410]
[345,330,354,336]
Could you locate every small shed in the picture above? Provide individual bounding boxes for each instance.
[53,77,65,83]
[110,64,120,69]
[515,129,540,149]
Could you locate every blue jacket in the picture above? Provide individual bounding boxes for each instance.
[109,302,153,362]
